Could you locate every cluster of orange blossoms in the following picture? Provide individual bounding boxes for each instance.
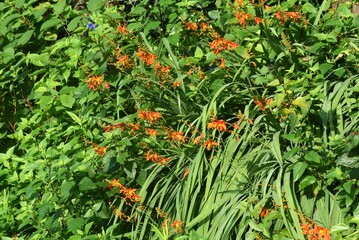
[116,23,128,35]
[208,119,227,132]
[85,75,110,90]
[85,139,107,157]
[104,123,126,132]
[114,209,131,222]
[145,128,159,137]
[146,150,170,165]
[185,22,198,31]
[107,179,141,203]
[138,110,162,125]
[156,208,184,233]
[275,11,301,24]
[254,98,273,111]
[136,48,158,66]
[169,131,186,142]
[300,218,331,240]
[115,53,131,68]
[203,139,217,151]
[209,38,239,54]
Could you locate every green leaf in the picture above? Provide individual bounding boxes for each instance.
[144,21,161,36]
[40,18,61,31]
[67,16,83,31]
[60,94,75,108]
[17,30,34,46]
[304,151,321,163]
[79,177,96,192]
[53,0,66,15]
[2,47,14,63]
[330,223,349,234]
[319,63,333,75]
[336,153,359,168]
[302,3,317,14]
[67,218,85,234]
[194,47,204,58]
[66,111,82,126]
[87,0,104,12]
[299,176,316,190]
[61,181,75,199]
[293,162,307,182]
[292,97,309,109]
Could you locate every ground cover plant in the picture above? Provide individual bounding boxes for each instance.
[0,0,358,239]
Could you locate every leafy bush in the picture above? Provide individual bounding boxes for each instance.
[0,0,358,239]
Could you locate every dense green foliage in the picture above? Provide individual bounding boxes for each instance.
[0,0,358,239]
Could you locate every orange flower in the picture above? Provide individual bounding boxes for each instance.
[200,22,209,31]
[254,98,273,111]
[147,111,162,125]
[209,38,239,54]
[170,131,186,142]
[93,145,107,157]
[136,48,158,66]
[234,11,252,27]
[300,218,331,240]
[145,128,159,137]
[183,168,189,177]
[120,187,141,203]
[103,82,110,89]
[117,23,128,35]
[185,22,198,30]
[203,139,217,150]
[193,133,204,145]
[85,75,103,90]
[254,17,263,25]
[172,81,182,88]
[107,179,122,190]
[157,157,170,165]
[129,122,140,132]
[208,119,227,132]
[116,54,131,68]
[146,150,159,162]
[275,12,285,24]
[285,11,301,22]
[138,110,162,125]
[171,219,184,233]
[219,58,225,68]
[259,208,269,218]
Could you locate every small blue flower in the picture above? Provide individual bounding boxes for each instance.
[86,23,96,31]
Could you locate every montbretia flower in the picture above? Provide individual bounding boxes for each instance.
[203,139,217,150]
[208,119,227,132]
[136,48,158,66]
[170,131,186,142]
[145,128,159,137]
[185,22,198,30]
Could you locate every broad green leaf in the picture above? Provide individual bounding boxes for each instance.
[319,63,333,75]
[299,176,316,190]
[67,218,85,234]
[79,177,96,192]
[17,30,33,46]
[302,3,317,14]
[304,151,321,163]
[61,181,75,199]
[60,94,75,108]
[87,0,104,12]
[40,18,61,31]
[292,97,309,109]
[293,162,307,182]
[194,46,204,58]
[53,0,66,15]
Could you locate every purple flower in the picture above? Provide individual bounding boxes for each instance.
[86,23,96,31]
